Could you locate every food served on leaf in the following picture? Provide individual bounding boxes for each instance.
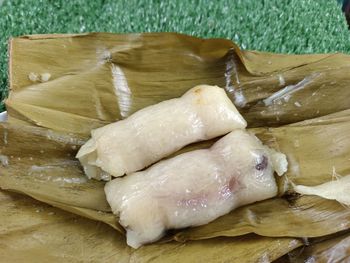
[76,85,247,180]
[105,129,287,248]
[8,32,350,261]
[76,83,288,248]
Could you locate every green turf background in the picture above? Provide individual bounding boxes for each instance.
[1,0,349,112]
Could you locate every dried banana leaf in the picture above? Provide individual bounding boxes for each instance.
[288,108,350,127]
[0,190,302,263]
[286,231,350,263]
[0,190,130,262]
[0,122,123,232]
[256,112,350,187]
[7,33,350,134]
[132,235,302,263]
[3,32,350,254]
[2,109,350,241]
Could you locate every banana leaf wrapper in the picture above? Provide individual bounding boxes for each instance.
[2,32,350,255]
[0,190,302,263]
[2,109,350,241]
[282,231,350,262]
[0,122,123,232]
[7,33,350,133]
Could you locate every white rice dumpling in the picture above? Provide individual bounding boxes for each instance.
[105,130,288,248]
[76,85,246,180]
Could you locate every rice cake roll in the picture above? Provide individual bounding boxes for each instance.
[76,85,246,179]
[105,130,288,248]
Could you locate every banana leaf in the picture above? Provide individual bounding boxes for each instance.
[283,231,350,262]
[3,32,350,258]
[2,109,350,241]
[0,190,302,263]
[7,33,350,133]
[0,122,124,232]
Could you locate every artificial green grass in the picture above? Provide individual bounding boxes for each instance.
[1,0,349,112]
